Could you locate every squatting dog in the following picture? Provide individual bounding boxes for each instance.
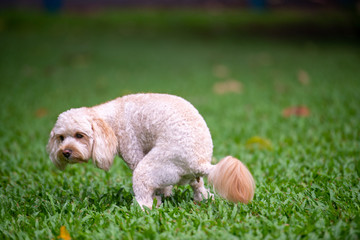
[47,93,255,209]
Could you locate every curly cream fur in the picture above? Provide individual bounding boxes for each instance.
[47,93,255,209]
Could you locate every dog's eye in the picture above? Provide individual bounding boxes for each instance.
[75,133,84,139]
[59,135,64,141]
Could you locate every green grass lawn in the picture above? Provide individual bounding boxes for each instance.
[0,9,359,239]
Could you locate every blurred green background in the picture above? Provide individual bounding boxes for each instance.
[0,2,359,239]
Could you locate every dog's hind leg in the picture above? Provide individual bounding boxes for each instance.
[132,168,157,209]
[190,177,213,202]
[132,148,180,209]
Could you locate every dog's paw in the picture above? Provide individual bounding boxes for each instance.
[156,186,173,198]
[194,190,214,202]
[162,186,173,198]
[154,195,162,207]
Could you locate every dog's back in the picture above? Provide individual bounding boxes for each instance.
[115,93,213,172]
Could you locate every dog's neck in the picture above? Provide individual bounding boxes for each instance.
[90,97,124,134]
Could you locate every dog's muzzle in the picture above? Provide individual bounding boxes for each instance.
[62,149,72,159]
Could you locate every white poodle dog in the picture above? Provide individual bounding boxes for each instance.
[47,93,255,209]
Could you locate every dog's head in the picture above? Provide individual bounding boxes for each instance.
[47,107,118,171]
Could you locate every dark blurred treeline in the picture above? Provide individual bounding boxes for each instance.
[0,0,358,12]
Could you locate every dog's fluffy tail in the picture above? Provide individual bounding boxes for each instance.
[208,156,255,204]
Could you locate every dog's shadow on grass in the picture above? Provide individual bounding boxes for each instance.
[86,185,202,211]
[162,186,198,207]
[86,187,134,210]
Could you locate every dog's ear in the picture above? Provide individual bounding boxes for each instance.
[47,130,68,170]
[91,117,118,171]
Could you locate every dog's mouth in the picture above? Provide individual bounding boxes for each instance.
[64,157,89,164]
[58,151,89,164]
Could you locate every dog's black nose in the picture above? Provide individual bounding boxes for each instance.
[62,149,72,159]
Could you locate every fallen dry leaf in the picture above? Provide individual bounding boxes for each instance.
[56,226,71,240]
[245,136,273,151]
[252,52,272,66]
[282,106,310,117]
[213,64,229,79]
[121,89,133,96]
[213,79,243,95]
[273,80,288,94]
[35,108,48,118]
[22,65,35,77]
[297,69,310,85]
